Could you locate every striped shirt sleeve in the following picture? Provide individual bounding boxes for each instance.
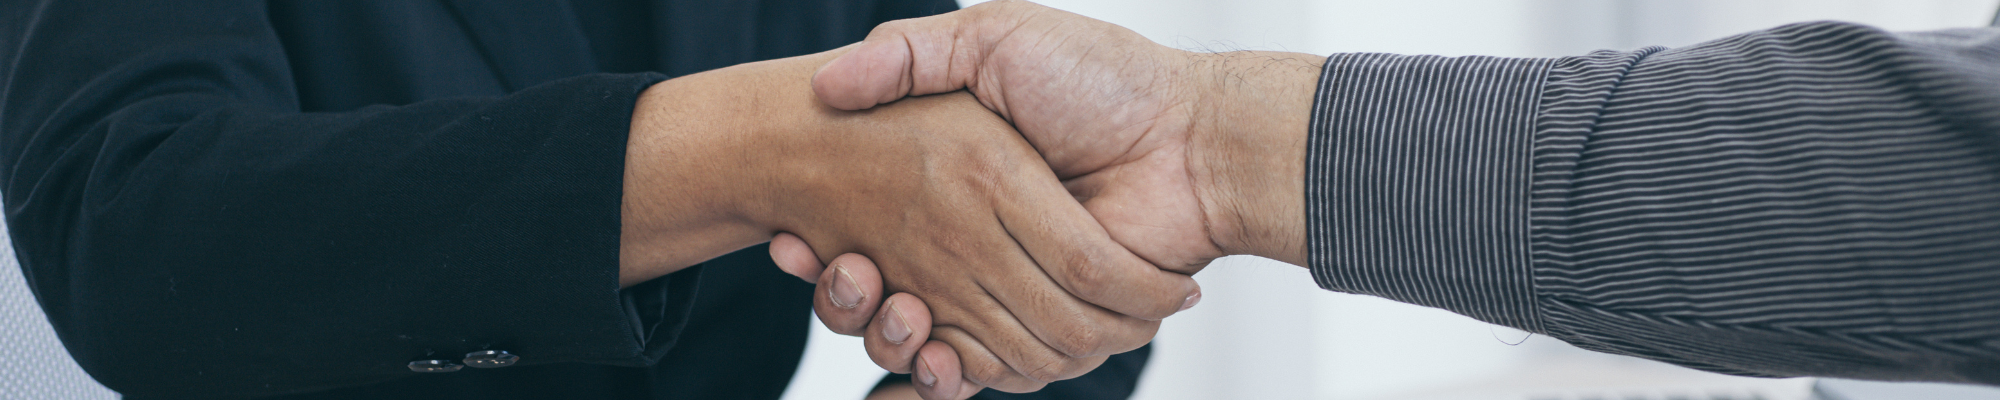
[1304,21,2000,384]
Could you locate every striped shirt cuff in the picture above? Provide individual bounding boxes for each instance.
[1304,53,1555,332]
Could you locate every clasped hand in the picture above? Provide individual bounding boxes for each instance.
[634,1,1319,399]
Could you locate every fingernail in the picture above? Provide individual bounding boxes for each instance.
[915,354,939,387]
[883,302,913,344]
[1179,289,1202,312]
[829,265,863,309]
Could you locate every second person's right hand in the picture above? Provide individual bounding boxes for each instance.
[786,1,1326,398]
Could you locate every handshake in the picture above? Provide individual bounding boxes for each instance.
[13,0,1986,395]
[619,2,1322,399]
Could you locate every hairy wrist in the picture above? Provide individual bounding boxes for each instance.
[1184,51,1323,266]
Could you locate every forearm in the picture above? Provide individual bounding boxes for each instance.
[1524,22,2000,382]
[1276,21,2000,383]
[6,60,672,398]
[0,1,713,393]
[617,51,841,287]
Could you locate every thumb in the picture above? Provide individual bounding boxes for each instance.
[769,232,826,282]
[814,0,1035,110]
[813,38,916,110]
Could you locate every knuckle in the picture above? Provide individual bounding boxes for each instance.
[1050,325,1105,357]
[963,357,1014,386]
[1022,359,1064,383]
[1057,250,1112,299]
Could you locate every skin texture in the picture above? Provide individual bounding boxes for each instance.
[613,49,1197,396]
[781,1,1325,398]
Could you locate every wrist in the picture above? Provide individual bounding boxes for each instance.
[1184,51,1323,266]
[690,52,848,241]
[618,78,769,286]
[617,52,841,286]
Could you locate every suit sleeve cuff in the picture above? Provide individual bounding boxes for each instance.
[393,72,695,369]
[1303,53,1553,332]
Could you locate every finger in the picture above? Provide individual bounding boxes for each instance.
[1010,167,1202,321]
[980,154,1194,358]
[813,0,1042,110]
[877,98,1173,365]
[769,232,825,282]
[814,253,885,336]
[911,340,977,400]
[873,211,1128,387]
[921,270,1128,385]
[813,36,914,110]
[928,326,1120,396]
[954,383,981,399]
[950,379,983,400]
[925,326,1046,394]
[864,292,933,373]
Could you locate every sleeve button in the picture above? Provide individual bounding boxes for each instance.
[407,359,464,373]
[462,350,519,368]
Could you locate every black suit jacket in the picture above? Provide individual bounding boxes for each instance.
[0,0,1148,399]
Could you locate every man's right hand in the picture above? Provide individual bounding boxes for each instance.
[783,1,1326,398]
[620,47,1205,399]
[811,0,1323,275]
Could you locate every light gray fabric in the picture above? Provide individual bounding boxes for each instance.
[1,210,118,399]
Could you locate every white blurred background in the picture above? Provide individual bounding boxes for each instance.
[6,1,2000,400]
[780,1,2000,400]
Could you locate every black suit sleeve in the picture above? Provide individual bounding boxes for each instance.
[0,0,693,397]
[871,0,963,22]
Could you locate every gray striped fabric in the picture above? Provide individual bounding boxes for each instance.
[1305,21,2000,384]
